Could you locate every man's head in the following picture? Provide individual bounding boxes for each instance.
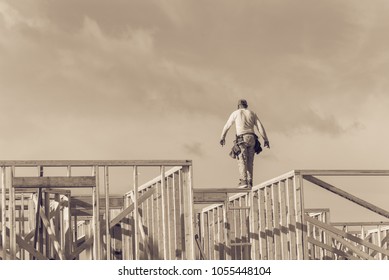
[237,99,248,109]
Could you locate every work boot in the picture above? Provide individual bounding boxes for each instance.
[237,179,248,187]
[248,179,253,188]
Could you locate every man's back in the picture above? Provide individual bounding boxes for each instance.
[234,108,258,135]
[221,108,268,141]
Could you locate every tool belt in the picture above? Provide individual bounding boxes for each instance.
[229,133,262,159]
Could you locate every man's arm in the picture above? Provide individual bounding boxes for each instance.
[220,112,236,146]
[255,114,270,148]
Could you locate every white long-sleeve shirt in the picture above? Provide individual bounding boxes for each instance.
[221,108,269,141]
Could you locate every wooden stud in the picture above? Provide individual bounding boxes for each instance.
[265,185,274,259]
[10,166,16,259]
[272,183,281,259]
[259,187,267,260]
[181,165,195,259]
[104,166,111,260]
[223,199,230,260]
[279,180,288,259]
[1,166,6,260]
[287,177,297,259]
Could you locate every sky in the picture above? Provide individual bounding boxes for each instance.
[1,0,389,221]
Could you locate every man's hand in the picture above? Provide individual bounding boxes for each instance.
[264,140,270,148]
[220,138,225,146]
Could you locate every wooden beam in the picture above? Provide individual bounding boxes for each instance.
[307,237,358,260]
[13,176,96,188]
[39,208,66,260]
[4,226,47,260]
[0,160,192,167]
[1,167,6,260]
[304,175,389,219]
[69,187,156,259]
[305,215,389,258]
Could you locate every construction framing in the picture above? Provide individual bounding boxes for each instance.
[0,160,194,260]
[1,164,389,260]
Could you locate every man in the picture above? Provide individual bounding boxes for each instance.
[220,99,270,188]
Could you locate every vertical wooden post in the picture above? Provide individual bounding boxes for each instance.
[20,193,25,259]
[85,219,92,260]
[258,187,267,260]
[45,191,51,258]
[250,190,259,260]
[122,194,129,260]
[92,166,101,259]
[9,166,16,259]
[133,166,139,260]
[1,166,7,260]
[272,183,281,259]
[279,180,289,259]
[105,166,111,260]
[294,173,307,259]
[223,199,230,260]
[66,166,72,259]
[182,165,195,260]
[160,166,167,259]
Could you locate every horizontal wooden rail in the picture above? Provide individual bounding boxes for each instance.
[298,170,389,176]
[0,160,192,167]
[13,177,96,188]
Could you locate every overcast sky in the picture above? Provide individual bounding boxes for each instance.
[1,1,389,220]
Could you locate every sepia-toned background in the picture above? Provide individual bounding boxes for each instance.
[1,1,389,220]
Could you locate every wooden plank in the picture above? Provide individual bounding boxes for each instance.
[152,184,159,259]
[265,185,274,259]
[279,180,289,259]
[160,166,168,259]
[157,182,163,259]
[193,192,228,203]
[14,232,47,260]
[71,196,124,210]
[0,160,192,167]
[173,172,182,259]
[258,187,267,260]
[39,208,66,260]
[146,188,153,259]
[209,209,215,260]
[305,215,389,258]
[1,167,6,260]
[299,170,389,176]
[13,176,96,188]
[304,175,389,219]
[331,222,389,226]
[287,177,297,259]
[194,188,252,193]
[241,195,249,260]
[251,190,259,260]
[182,165,195,259]
[294,175,305,259]
[133,166,139,260]
[272,183,281,259]
[104,166,110,260]
[167,176,175,259]
[9,167,16,259]
[44,192,51,258]
[92,166,102,260]
[223,200,230,260]
[326,231,374,260]
[234,199,241,259]
[307,237,359,260]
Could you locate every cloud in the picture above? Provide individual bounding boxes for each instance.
[183,142,205,157]
[1,0,389,141]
